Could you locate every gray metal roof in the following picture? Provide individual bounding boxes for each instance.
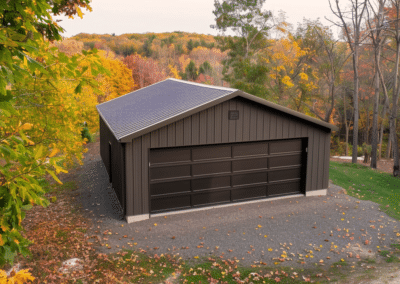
[97,78,338,143]
[96,78,238,142]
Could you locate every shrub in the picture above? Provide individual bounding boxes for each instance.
[81,123,93,143]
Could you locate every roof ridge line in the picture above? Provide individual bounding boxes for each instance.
[167,78,237,92]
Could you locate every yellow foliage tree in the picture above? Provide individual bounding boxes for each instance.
[95,50,136,103]
[265,36,317,111]
[168,64,182,79]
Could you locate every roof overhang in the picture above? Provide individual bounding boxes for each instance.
[236,91,339,132]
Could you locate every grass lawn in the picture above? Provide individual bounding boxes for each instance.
[330,161,400,221]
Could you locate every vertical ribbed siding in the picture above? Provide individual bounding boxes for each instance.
[133,137,142,215]
[99,116,126,213]
[125,97,332,216]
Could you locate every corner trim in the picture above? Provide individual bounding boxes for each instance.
[306,189,327,197]
[126,214,150,223]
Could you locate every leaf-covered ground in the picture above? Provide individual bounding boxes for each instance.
[7,181,324,283]
[6,177,400,283]
[2,145,400,283]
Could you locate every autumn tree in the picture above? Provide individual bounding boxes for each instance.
[386,0,400,176]
[266,34,316,109]
[124,54,168,89]
[297,20,350,123]
[366,0,388,168]
[94,50,136,103]
[329,0,368,164]
[0,0,109,266]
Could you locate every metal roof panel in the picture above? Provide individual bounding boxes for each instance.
[96,78,237,141]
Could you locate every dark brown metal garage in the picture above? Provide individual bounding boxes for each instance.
[97,78,337,223]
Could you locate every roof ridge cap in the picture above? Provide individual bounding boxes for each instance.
[167,78,237,92]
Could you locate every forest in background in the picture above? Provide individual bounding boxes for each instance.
[61,2,399,164]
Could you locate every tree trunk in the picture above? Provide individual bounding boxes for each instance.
[387,137,392,159]
[352,47,360,164]
[371,47,381,169]
[365,107,370,145]
[345,126,350,156]
[377,53,389,161]
[391,36,400,176]
[344,92,350,156]
[378,119,385,160]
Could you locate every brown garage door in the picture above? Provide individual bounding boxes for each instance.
[149,139,306,213]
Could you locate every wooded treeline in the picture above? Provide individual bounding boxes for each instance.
[68,0,400,176]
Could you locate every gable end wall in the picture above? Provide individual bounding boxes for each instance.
[124,97,331,216]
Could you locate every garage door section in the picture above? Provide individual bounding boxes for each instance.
[149,139,305,213]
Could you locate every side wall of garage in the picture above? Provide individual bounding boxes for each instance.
[99,116,126,213]
[124,97,331,216]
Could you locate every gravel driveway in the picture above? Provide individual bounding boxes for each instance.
[75,148,400,269]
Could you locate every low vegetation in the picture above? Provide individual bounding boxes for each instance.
[330,161,400,221]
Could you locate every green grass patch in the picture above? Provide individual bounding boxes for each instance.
[95,251,319,283]
[390,244,400,250]
[330,161,400,220]
[379,250,390,257]
[55,230,68,240]
[49,181,78,194]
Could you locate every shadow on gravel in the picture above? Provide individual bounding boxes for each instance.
[76,157,124,222]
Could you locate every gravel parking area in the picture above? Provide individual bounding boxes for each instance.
[75,142,400,269]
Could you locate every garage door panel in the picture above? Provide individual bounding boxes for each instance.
[270,140,302,154]
[233,142,268,157]
[149,139,305,213]
[150,165,190,180]
[269,154,301,168]
[192,190,230,206]
[192,176,231,191]
[149,148,191,164]
[269,168,301,182]
[150,180,191,196]
[232,157,268,172]
[192,145,231,161]
[268,181,301,196]
[192,161,231,176]
[151,195,191,212]
[232,172,267,186]
[232,186,267,200]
